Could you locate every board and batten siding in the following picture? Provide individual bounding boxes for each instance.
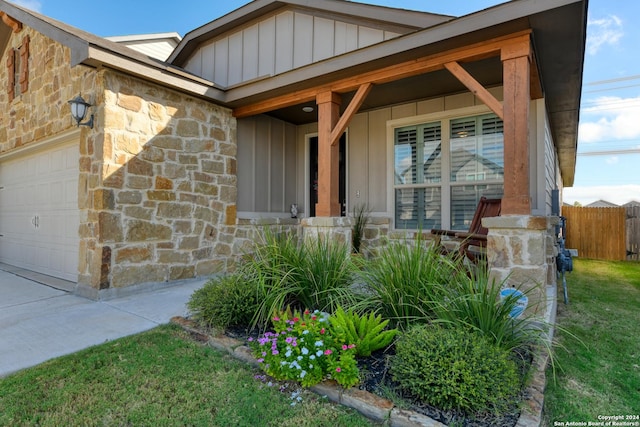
[544,113,561,214]
[184,10,402,87]
[309,90,507,216]
[237,86,554,222]
[237,116,297,215]
[519,99,560,216]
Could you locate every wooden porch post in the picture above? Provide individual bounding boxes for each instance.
[501,39,532,215]
[316,91,342,217]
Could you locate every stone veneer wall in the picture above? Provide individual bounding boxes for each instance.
[0,27,95,153]
[77,69,238,295]
[485,215,559,316]
[300,217,389,257]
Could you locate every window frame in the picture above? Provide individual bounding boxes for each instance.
[387,105,504,231]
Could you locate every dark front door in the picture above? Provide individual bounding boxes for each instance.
[309,134,346,217]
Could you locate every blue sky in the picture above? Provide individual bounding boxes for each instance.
[10,0,640,206]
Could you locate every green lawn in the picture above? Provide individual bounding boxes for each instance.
[543,258,640,424]
[0,326,374,427]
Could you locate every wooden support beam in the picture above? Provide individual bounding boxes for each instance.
[530,54,543,99]
[501,38,532,215]
[233,30,533,118]
[330,83,372,146]
[444,61,504,120]
[0,12,22,33]
[316,91,342,217]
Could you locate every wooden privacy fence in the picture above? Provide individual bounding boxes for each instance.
[628,205,640,261]
[563,206,626,261]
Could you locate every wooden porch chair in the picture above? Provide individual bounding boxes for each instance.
[430,197,501,264]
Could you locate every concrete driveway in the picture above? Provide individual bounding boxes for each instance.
[0,267,206,378]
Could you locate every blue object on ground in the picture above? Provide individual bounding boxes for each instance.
[499,288,528,319]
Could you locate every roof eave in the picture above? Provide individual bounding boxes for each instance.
[84,46,226,103]
[0,1,227,104]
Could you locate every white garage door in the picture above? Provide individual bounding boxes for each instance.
[0,140,80,282]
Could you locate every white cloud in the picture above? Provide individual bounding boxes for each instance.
[8,0,42,12]
[563,184,640,206]
[605,156,619,165]
[587,15,623,55]
[579,95,640,144]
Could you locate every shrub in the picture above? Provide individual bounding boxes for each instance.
[356,234,464,329]
[249,308,359,388]
[248,228,362,328]
[433,265,545,352]
[188,274,260,330]
[391,324,520,415]
[329,306,397,357]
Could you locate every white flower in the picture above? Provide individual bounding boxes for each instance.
[302,330,310,335]
[310,355,316,360]
[316,350,323,357]
[315,341,323,347]
[300,370,307,379]
[301,347,309,355]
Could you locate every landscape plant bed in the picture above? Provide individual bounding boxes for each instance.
[185,230,555,426]
[174,316,544,427]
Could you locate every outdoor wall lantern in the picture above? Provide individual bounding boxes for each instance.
[67,94,94,129]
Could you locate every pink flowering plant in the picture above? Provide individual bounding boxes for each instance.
[249,308,359,388]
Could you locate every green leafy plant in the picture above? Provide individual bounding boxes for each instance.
[351,204,371,254]
[249,308,359,388]
[356,233,465,330]
[247,228,362,329]
[188,274,261,330]
[391,324,521,415]
[433,264,547,353]
[329,306,398,357]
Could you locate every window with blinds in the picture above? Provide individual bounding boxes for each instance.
[393,113,503,230]
[394,122,442,229]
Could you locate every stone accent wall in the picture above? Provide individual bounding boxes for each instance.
[301,217,352,245]
[234,218,301,261]
[77,69,238,295]
[485,215,559,316]
[300,216,389,257]
[0,27,96,153]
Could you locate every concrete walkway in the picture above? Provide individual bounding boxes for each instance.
[0,268,206,378]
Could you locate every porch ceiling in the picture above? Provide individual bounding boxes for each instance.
[265,57,503,125]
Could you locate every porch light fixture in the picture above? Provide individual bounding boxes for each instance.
[302,106,314,113]
[67,94,94,129]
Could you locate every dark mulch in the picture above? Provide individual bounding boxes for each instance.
[222,324,531,427]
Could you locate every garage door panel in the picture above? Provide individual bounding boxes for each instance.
[0,140,80,282]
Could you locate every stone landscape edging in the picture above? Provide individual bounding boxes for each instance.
[171,286,557,427]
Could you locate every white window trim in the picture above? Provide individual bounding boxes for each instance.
[386,105,495,231]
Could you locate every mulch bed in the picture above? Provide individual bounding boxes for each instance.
[222,324,531,427]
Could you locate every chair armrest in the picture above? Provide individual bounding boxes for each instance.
[454,232,487,242]
[430,229,458,237]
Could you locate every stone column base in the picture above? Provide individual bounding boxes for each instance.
[301,217,352,246]
[484,215,559,317]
